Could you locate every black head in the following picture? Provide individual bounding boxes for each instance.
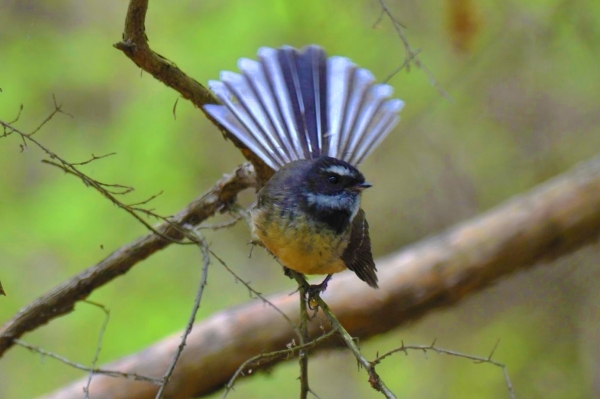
[305,157,370,196]
[300,156,370,233]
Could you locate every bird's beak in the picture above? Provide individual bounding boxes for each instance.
[351,182,372,193]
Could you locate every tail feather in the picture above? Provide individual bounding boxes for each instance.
[323,56,355,160]
[289,45,327,159]
[239,57,296,161]
[206,77,283,168]
[205,45,404,170]
[346,86,403,165]
[352,100,403,165]
[276,47,317,159]
[336,67,376,161]
[203,99,280,168]
[256,48,301,162]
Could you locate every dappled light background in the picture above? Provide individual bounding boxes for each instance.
[1,0,599,398]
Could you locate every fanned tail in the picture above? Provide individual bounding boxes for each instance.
[204,45,404,170]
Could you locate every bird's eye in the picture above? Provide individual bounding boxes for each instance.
[327,175,339,184]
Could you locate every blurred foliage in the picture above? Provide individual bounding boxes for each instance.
[1,0,599,398]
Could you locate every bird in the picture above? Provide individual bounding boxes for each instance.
[204,45,404,290]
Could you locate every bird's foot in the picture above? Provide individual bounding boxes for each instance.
[305,274,332,310]
[283,266,294,279]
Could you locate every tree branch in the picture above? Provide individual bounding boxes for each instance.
[113,0,274,184]
[40,155,600,399]
[0,163,256,358]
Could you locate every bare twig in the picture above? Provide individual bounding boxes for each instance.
[222,330,336,398]
[155,229,211,399]
[209,250,300,338]
[376,0,450,98]
[298,283,310,399]
[308,387,323,399]
[372,340,515,399]
[382,48,422,84]
[371,7,386,29]
[172,97,179,120]
[41,160,134,195]
[15,339,161,385]
[28,95,73,136]
[6,104,23,126]
[287,271,395,398]
[211,248,320,396]
[1,114,173,239]
[83,302,111,399]
[70,152,117,166]
[198,214,243,231]
[127,191,164,207]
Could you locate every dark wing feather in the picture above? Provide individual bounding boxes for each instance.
[341,209,378,288]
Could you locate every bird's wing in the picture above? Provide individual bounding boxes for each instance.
[341,208,378,288]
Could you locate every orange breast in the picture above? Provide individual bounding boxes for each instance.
[252,207,348,275]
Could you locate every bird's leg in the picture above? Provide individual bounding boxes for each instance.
[302,274,332,311]
[283,266,295,279]
[307,274,332,297]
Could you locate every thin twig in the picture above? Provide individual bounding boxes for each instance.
[298,284,310,399]
[371,7,386,29]
[27,95,73,137]
[376,0,450,99]
[83,301,111,399]
[221,330,336,398]
[1,114,175,240]
[154,228,211,399]
[382,48,422,84]
[41,160,134,195]
[127,191,164,207]
[210,250,301,338]
[8,104,23,125]
[70,152,118,166]
[172,97,179,120]
[308,387,324,399]
[287,272,396,399]
[198,213,243,231]
[211,250,326,398]
[314,296,396,398]
[14,339,161,385]
[372,340,515,399]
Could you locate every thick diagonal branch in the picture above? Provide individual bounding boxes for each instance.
[41,156,600,399]
[113,0,274,183]
[0,163,256,357]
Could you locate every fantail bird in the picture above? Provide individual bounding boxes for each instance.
[204,45,404,289]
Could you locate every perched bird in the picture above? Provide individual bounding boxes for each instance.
[204,45,404,289]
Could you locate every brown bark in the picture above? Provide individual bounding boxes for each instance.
[41,155,600,399]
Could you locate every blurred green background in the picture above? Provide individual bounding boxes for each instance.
[1,0,599,398]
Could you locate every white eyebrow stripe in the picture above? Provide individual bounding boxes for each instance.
[322,165,355,177]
